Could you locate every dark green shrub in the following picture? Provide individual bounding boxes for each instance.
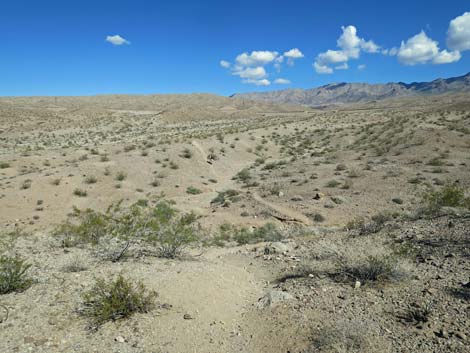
[0,256,32,294]
[81,275,156,329]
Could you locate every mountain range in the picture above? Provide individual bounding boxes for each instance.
[231,72,470,107]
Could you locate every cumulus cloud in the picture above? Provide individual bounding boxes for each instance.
[283,48,304,58]
[433,50,461,64]
[397,31,460,65]
[222,48,304,86]
[447,12,470,51]
[234,66,267,80]
[243,79,271,86]
[357,64,366,70]
[220,60,231,68]
[235,51,279,67]
[105,35,130,45]
[274,78,291,84]
[314,25,380,74]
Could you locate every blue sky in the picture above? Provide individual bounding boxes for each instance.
[1,0,469,96]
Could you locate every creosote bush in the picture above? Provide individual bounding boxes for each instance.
[80,274,156,329]
[54,200,199,260]
[0,255,32,294]
[422,183,470,214]
[217,223,282,245]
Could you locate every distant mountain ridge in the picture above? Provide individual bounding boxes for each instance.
[231,72,470,107]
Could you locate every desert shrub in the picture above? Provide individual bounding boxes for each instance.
[325,180,340,188]
[400,302,433,325]
[312,213,325,222]
[335,163,347,171]
[20,179,32,190]
[211,189,240,206]
[180,148,193,159]
[0,255,32,294]
[73,188,87,197]
[231,223,282,245]
[0,162,10,169]
[54,201,199,260]
[186,186,202,195]
[80,274,156,329]
[307,320,391,353]
[51,178,61,186]
[422,183,469,214]
[54,207,109,246]
[346,211,394,235]
[337,255,406,284]
[115,171,127,181]
[233,168,252,183]
[84,175,98,184]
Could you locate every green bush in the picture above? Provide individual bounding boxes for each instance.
[54,201,199,259]
[186,186,202,195]
[81,275,156,329]
[423,183,469,212]
[0,256,32,294]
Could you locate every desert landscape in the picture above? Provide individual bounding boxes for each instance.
[0,85,469,353]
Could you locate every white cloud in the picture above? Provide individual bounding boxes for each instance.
[222,47,304,85]
[397,31,438,65]
[233,66,267,80]
[313,62,333,74]
[335,63,349,70]
[317,50,349,64]
[433,50,461,64]
[235,51,279,67]
[105,35,130,45]
[358,64,366,70]
[283,48,304,58]
[274,78,291,84]
[447,12,470,51]
[242,79,271,86]
[397,31,460,65]
[314,25,380,74]
[220,60,231,68]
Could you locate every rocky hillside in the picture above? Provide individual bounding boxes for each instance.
[232,72,470,107]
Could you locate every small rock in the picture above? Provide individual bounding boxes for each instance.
[436,329,449,339]
[354,280,361,289]
[183,314,193,320]
[257,290,294,309]
[278,191,284,197]
[455,332,467,340]
[114,336,126,343]
[291,195,303,202]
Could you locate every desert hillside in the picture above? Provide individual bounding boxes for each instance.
[0,94,469,353]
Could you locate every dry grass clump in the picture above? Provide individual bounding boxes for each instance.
[336,255,407,284]
[306,320,391,353]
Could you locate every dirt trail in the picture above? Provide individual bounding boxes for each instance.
[252,192,312,225]
[192,140,218,180]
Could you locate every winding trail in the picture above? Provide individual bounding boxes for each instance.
[192,140,219,179]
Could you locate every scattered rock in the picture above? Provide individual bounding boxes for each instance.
[183,314,193,320]
[257,290,294,309]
